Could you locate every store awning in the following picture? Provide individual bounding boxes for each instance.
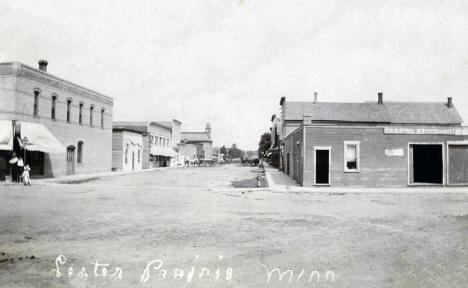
[20,122,65,153]
[0,120,13,151]
[150,147,174,157]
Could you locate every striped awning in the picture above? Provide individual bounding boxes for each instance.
[20,122,65,153]
[0,120,13,151]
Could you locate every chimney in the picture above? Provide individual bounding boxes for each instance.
[447,97,453,108]
[38,60,48,72]
[313,92,318,104]
[377,92,383,105]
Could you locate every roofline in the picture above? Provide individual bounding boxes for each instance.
[112,127,145,134]
[0,62,113,104]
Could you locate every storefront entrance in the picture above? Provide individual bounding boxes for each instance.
[314,147,330,185]
[409,144,443,185]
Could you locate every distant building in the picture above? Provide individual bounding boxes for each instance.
[276,92,468,187]
[113,119,181,168]
[111,127,144,171]
[0,61,113,177]
[180,123,213,161]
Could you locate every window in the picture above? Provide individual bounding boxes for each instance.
[100,108,105,128]
[77,141,83,164]
[33,90,40,117]
[79,102,83,124]
[344,141,360,172]
[51,95,57,119]
[125,144,128,164]
[90,105,94,126]
[66,99,72,122]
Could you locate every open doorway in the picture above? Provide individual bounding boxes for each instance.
[409,144,443,185]
[314,147,330,185]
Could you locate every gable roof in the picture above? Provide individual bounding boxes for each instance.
[284,101,463,125]
[181,132,212,142]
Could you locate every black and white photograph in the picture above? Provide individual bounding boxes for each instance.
[1,1,468,287]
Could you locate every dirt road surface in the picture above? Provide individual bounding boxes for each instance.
[0,165,467,287]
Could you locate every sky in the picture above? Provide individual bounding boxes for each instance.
[1,0,468,150]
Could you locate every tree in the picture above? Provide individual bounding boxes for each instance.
[228,143,243,159]
[258,132,271,158]
[220,145,227,156]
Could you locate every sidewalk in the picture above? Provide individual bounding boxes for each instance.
[33,167,167,185]
[264,166,468,194]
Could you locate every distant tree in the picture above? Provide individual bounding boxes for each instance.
[220,145,227,156]
[228,143,243,159]
[258,132,271,158]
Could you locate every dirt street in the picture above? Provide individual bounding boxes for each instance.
[0,165,467,287]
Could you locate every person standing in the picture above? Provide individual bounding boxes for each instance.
[9,152,18,182]
[17,156,24,183]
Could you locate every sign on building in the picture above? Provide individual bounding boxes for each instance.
[385,148,404,157]
[384,127,456,135]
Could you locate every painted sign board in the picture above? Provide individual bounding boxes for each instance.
[385,148,404,156]
[384,127,456,135]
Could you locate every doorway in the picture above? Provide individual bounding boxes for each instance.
[132,151,135,170]
[314,148,330,185]
[66,145,75,175]
[286,153,290,175]
[409,144,443,184]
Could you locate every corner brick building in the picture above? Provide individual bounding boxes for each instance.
[0,61,113,177]
[277,93,468,187]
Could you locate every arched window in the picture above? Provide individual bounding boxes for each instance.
[33,90,40,117]
[79,102,84,124]
[77,141,83,163]
[66,99,72,122]
[100,108,105,128]
[51,95,57,120]
[89,105,94,126]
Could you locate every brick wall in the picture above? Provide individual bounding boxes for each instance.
[301,126,467,187]
[0,63,113,176]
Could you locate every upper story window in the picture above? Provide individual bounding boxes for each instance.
[344,141,360,172]
[66,99,72,122]
[100,108,105,128]
[79,102,83,124]
[51,95,57,120]
[33,90,40,117]
[89,105,94,127]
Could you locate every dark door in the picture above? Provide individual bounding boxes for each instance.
[287,153,290,175]
[412,144,442,184]
[315,149,329,184]
[66,146,75,175]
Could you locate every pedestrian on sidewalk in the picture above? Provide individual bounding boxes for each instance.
[17,156,24,183]
[22,165,31,186]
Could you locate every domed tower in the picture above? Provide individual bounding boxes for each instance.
[205,123,211,139]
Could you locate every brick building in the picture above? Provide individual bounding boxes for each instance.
[0,61,113,177]
[278,93,468,187]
